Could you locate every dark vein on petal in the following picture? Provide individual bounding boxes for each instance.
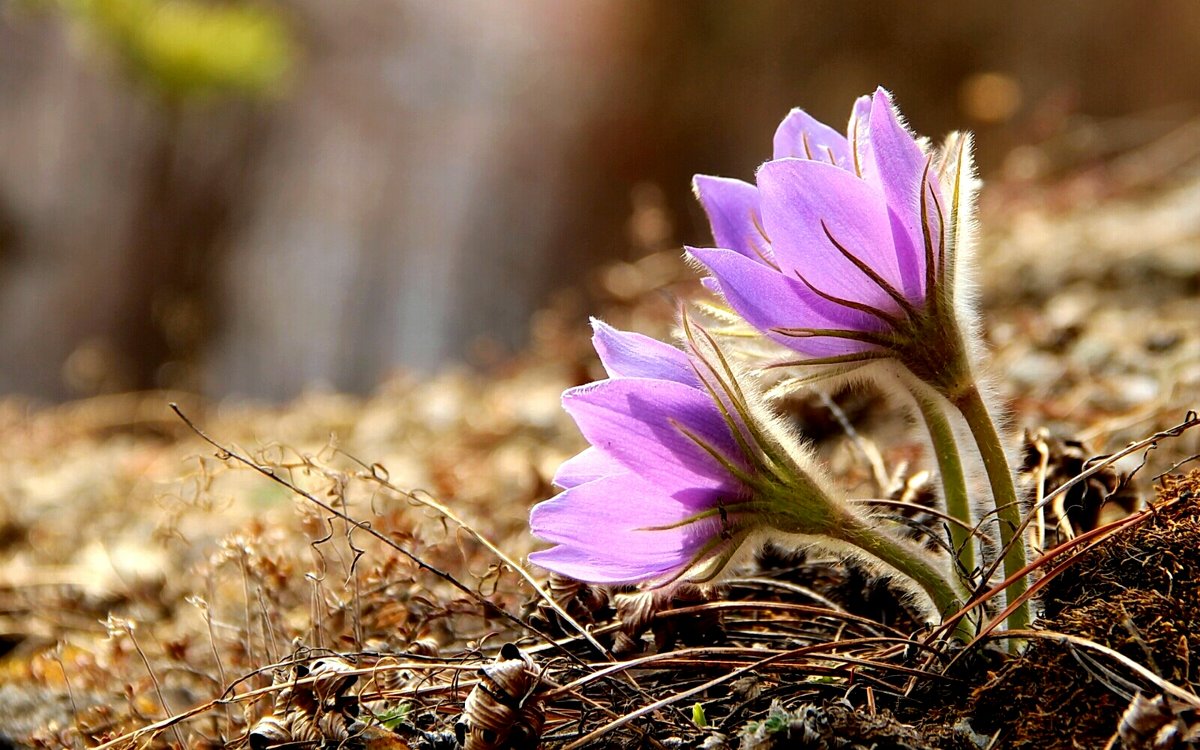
[686,357,757,471]
[670,419,755,487]
[932,175,947,300]
[747,237,780,271]
[820,220,918,318]
[770,326,896,347]
[689,322,789,482]
[763,350,889,368]
[793,269,901,327]
[946,136,966,291]
[750,208,773,244]
[744,210,782,271]
[850,112,863,178]
[637,500,772,532]
[920,158,937,309]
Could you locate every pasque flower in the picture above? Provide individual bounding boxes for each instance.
[687,88,1029,630]
[530,318,964,624]
[687,87,970,391]
[529,319,760,585]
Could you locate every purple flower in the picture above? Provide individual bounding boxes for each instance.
[688,88,974,395]
[530,318,966,619]
[528,320,760,585]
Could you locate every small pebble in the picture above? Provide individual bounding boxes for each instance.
[1144,330,1182,353]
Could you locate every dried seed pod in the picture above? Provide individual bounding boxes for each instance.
[881,467,945,551]
[367,657,408,694]
[529,573,611,635]
[1021,428,1139,550]
[369,638,443,696]
[287,709,322,746]
[309,657,359,707]
[613,591,657,637]
[1117,692,1200,750]
[455,643,545,750]
[272,659,318,715]
[247,715,292,750]
[546,572,581,603]
[406,636,440,658]
[252,656,362,749]
[547,573,609,617]
[316,710,352,743]
[612,586,722,654]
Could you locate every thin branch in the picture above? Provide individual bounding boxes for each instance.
[168,404,579,656]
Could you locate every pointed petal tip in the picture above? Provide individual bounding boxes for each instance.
[588,316,614,339]
[589,321,695,384]
[691,173,717,192]
[683,245,725,274]
[690,173,716,197]
[871,87,913,133]
[560,380,603,409]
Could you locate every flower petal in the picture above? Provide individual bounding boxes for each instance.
[692,176,771,263]
[561,377,745,493]
[846,94,873,177]
[529,472,724,583]
[687,246,878,357]
[862,88,932,299]
[773,108,851,168]
[530,473,716,553]
[553,447,623,489]
[590,318,696,385]
[529,544,685,584]
[756,158,909,309]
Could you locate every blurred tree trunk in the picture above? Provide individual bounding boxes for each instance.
[112,105,263,391]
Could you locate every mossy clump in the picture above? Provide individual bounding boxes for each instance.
[943,471,1200,749]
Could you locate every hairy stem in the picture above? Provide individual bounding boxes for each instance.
[834,512,974,643]
[909,387,975,579]
[952,383,1030,632]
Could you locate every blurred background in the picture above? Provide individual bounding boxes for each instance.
[3,0,1200,401]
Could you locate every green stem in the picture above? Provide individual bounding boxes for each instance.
[952,383,1030,632]
[834,512,974,643]
[909,387,975,580]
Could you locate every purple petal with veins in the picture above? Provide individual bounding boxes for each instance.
[562,378,745,496]
[530,323,760,585]
[591,318,696,385]
[553,447,624,489]
[531,473,720,555]
[757,159,906,308]
[687,247,879,357]
[861,88,933,299]
[847,94,873,178]
[773,108,852,168]
[530,544,691,584]
[692,176,770,263]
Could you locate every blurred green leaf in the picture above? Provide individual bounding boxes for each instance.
[61,0,293,101]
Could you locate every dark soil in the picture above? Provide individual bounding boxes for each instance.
[921,471,1200,749]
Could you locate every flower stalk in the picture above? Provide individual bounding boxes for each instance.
[829,508,970,634]
[951,383,1029,631]
[909,386,975,578]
